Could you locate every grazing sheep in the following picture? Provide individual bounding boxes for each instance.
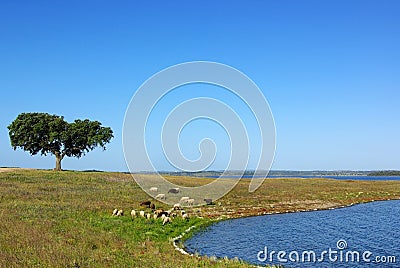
[180,210,186,216]
[140,201,152,208]
[153,213,158,220]
[130,209,136,219]
[187,199,194,206]
[168,188,180,194]
[116,210,124,216]
[162,216,172,225]
[180,197,190,203]
[149,187,158,192]
[161,214,166,220]
[173,203,182,210]
[204,198,213,205]
[155,209,164,216]
[112,208,118,216]
[170,212,177,218]
[139,210,145,218]
[146,213,151,220]
[158,211,169,218]
[155,193,166,200]
[182,213,189,220]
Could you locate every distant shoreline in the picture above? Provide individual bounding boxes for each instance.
[4,167,399,176]
[156,170,400,177]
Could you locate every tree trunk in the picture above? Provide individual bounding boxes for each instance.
[54,152,63,171]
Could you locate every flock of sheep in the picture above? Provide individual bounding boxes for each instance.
[112,186,214,225]
[112,202,189,225]
[151,186,213,205]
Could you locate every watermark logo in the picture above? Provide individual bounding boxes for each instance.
[257,239,397,265]
[336,239,347,250]
[123,61,276,205]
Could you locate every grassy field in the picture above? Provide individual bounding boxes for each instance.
[1,169,400,267]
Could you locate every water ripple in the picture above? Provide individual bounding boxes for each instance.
[185,200,400,267]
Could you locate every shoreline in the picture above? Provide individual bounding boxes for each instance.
[172,198,400,266]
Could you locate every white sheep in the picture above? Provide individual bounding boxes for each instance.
[116,209,124,216]
[130,209,136,219]
[187,199,195,206]
[182,213,189,220]
[146,213,151,220]
[149,187,158,192]
[155,193,166,200]
[163,216,172,225]
[173,203,181,210]
[180,196,190,203]
[112,208,118,216]
[153,213,158,220]
[139,210,145,218]
[161,214,166,220]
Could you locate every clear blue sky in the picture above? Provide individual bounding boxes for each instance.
[0,0,399,171]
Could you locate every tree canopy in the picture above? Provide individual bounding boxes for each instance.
[8,112,113,171]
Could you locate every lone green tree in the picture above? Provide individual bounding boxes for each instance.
[8,112,114,171]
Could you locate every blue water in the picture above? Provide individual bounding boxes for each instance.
[185,200,400,267]
[207,175,400,181]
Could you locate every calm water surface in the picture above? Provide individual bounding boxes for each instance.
[185,200,399,267]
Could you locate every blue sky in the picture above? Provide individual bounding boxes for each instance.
[0,1,399,171]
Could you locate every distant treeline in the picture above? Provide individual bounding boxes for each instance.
[368,170,400,176]
[160,170,372,177]
[128,170,400,177]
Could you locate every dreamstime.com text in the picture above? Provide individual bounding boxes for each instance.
[257,239,396,265]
